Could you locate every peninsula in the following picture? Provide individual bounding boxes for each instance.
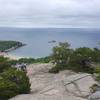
[0,40,26,52]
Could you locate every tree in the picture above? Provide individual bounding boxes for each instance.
[50,42,73,73]
[70,47,94,73]
[93,48,100,62]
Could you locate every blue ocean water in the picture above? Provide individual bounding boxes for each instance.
[0,27,100,58]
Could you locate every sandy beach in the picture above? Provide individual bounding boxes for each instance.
[4,54,22,60]
[0,52,22,60]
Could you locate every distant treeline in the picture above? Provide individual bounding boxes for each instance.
[9,56,51,65]
[0,40,25,52]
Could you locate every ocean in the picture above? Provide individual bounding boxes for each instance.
[0,27,100,58]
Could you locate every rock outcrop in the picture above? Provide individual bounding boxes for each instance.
[10,63,97,100]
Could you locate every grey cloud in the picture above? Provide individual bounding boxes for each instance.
[0,0,99,28]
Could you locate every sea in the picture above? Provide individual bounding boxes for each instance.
[0,27,100,58]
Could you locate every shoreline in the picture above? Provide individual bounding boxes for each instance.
[0,52,23,60]
[4,44,26,53]
[0,41,27,60]
[0,40,26,53]
[4,54,23,60]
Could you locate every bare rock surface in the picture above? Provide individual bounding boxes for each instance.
[10,63,97,100]
[88,91,100,100]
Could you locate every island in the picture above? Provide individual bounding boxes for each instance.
[0,40,26,52]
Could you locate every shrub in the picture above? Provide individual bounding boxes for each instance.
[0,79,18,100]
[0,56,11,73]
[94,67,100,74]
[18,58,35,64]
[0,68,31,99]
[35,56,51,63]
[95,67,100,82]
[90,84,99,93]
[95,74,100,82]
[49,66,59,73]
[49,42,95,74]
[49,42,73,73]
[1,68,31,93]
[0,62,11,73]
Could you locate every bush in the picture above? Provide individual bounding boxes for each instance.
[49,42,96,74]
[0,79,18,100]
[94,67,100,74]
[49,42,73,73]
[0,56,10,73]
[0,68,31,99]
[95,74,100,82]
[18,58,35,64]
[90,84,99,93]
[35,56,51,63]
[9,56,51,65]
[0,62,11,73]
[0,56,31,99]
[49,66,59,73]
[95,67,100,82]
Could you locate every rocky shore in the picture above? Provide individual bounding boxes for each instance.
[4,43,26,52]
[0,41,26,52]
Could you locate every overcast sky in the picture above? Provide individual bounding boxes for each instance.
[0,0,100,28]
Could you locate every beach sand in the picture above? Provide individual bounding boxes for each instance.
[3,53,22,60]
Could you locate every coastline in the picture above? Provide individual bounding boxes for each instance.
[4,43,26,52]
[0,52,22,60]
[4,54,22,60]
[0,41,26,60]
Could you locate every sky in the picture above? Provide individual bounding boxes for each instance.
[0,0,100,28]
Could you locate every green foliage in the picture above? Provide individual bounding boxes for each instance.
[0,62,11,73]
[49,42,98,74]
[18,58,35,64]
[9,56,51,65]
[0,56,11,73]
[95,74,100,82]
[94,67,100,82]
[35,56,51,63]
[71,47,93,63]
[1,68,30,93]
[9,58,35,65]
[0,56,9,62]
[0,79,18,99]
[49,66,60,73]
[92,48,100,62]
[51,42,72,67]
[94,67,100,74]
[0,40,24,52]
[0,56,31,99]
[69,47,94,73]
[0,68,30,99]
[90,84,99,93]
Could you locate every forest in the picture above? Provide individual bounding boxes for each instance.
[0,41,25,52]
